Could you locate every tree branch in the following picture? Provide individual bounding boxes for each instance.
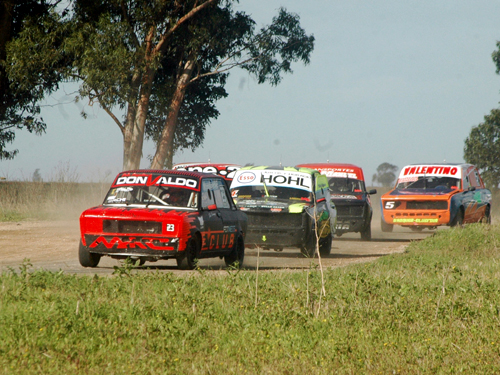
[155,0,217,55]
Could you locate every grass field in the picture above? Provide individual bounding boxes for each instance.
[1,223,500,374]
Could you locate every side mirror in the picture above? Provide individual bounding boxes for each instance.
[368,189,377,195]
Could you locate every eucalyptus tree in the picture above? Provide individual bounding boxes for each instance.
[6,0,314,169]
[0,0,62,160]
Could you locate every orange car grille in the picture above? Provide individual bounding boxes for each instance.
[405,201,447,210]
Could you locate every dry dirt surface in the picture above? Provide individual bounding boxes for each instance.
[0,218,436,276]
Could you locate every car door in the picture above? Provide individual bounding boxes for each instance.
[200,178,225,254]
[462,167,483,223]
[211,178,239,252]
[200,178,237,254]
[315,174,335,238]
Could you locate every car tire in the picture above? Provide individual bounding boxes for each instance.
[381,219,393,233]
[224,235,245,268]
[360,223,372,241]
[483,206,491,224]
[176,236,200,270]
[300,235,316,258]
[79,240,101,268]
[319,233,332,257]
[450,208,464,228]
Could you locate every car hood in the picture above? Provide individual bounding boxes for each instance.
[234,198,309,213]
[383,188,459,199]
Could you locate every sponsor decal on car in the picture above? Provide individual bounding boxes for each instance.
[237,172,256,183]
[114,175,198,188]
[393,218,439,223]
[90,236,175,251]
[174,164,240,179]
[232,170,312,191]
[400,165,460,177]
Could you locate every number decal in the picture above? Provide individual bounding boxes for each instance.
[385,201,395,209]
[166,224,175,232]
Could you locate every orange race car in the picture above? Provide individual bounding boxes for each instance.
[380,163,492,232]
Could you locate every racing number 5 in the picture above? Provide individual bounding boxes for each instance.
[385,201,395,209]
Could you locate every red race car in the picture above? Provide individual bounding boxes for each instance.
[79,169,247,269]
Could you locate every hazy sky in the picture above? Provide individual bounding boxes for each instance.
[2,0,500,183]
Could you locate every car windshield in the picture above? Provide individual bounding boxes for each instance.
[103,185,198,208]
[396,176,461,191]
[328,177,365,193]
[232,185,312,201]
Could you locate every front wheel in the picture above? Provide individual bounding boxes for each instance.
[224,235,245,268]
[176,236,200,270]
[79,240,101,268]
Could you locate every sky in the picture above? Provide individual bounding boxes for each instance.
[2,0,500,184]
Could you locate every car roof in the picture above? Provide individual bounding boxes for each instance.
[238,165,319,176]
[173,162,241,167]
[117,169,224,180]
[296,163,365,180]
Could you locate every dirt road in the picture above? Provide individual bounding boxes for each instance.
[0,219,434,275]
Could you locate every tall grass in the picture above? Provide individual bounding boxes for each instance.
[1,224,500,373]
[0,181,109,221]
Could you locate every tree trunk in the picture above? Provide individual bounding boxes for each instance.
[150,56,196,169]
[122,31,156,171]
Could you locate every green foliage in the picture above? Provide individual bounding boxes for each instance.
[2,225,500,373]
[0,0,61,160]
[6,0,315,169]
[464,108,500,189]
[372,162,398,187]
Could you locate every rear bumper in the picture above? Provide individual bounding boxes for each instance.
[244,212,309,249]
[382,210,450,226]
[334,203,370,234]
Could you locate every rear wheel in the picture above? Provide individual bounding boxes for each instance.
[301,234,316,258]
[450,208,464,228]
[79,241,101,268]
[483,206,491,224]
[224,235,245,268]
[381,219,393,233]
[360,223,372,241]
[319,233,332,257]
[176,236,200,270]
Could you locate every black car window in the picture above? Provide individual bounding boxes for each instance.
[201,179,218,209]
[213,179,231,209]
